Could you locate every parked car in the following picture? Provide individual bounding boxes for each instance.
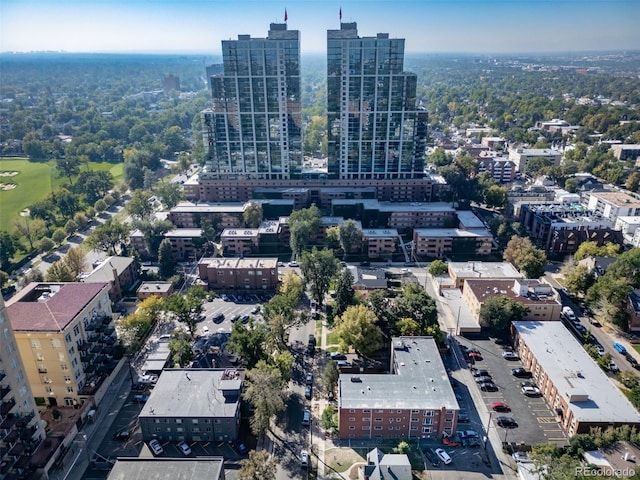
[475,376,493,384]
[434,448,452,465]
[458,411,470,423]
[521,386,541,396]
[613,342,628,355]
[149,439,164,455]
[511,368,532,378]
[471,368,490,377]
[131,383,147,392]
[330,352,346,360]
[139,374,158,384]
[202,326,210,334]
[562,306,576,321]
[491,401,510,412]
[306,373,313,385]
[512,452,532,463]
[502,351,519,360]
[220,294,229,301]
[625,354,640,369]
[479,382,498,392]
[595,343,606,356]
[240,315,250,323]
[212,313,224,323]
[468,352,483,361]
[609,361,620,373]
[250,307,260,315]
[300,449,309,467]
[459,430,479,439]
[289,261,299,267]
[230,314,240,323]
[496,416,518,428]
[305,385,312,399]
[133,394,150,403]
[178,441,192,456]
[234,440,248,454]
[112,430,130,441]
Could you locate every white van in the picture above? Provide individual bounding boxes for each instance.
[435,448,452,465]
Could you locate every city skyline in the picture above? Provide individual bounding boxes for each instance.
[2,0,639,55]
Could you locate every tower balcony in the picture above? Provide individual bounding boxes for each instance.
[1,398,16,415]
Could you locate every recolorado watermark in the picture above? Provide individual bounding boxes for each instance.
[576,466,636,478]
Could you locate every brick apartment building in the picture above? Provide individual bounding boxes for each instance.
[197,257,279,291]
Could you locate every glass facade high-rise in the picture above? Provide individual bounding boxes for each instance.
[327,23,427,180]
[202,23,302,180]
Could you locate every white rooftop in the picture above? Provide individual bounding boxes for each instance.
[414,228,492,238]
[448,261,522,280]
[513,321,640,424]
[456,211,485,229]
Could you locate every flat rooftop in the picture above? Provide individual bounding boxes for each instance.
[199,257,278,269]
[164,228,202,238]
[140,369,244,419]
[414,228,492,238]
[589,191,640,209]
[362,229,399,238]
[331,199,456,213]
[107,457,224,480]
[220,228,259,238]
[449,262,522,281]
[170,201,246,214]
[339,337,458,410]
[514,321,640,424]
[137,282,173,295]
[456,210,485,229]
[465,279,560,306]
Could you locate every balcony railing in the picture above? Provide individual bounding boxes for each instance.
[0,386,10,400]
[1,398,16,415]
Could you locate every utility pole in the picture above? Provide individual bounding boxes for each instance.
[483,411,492,451]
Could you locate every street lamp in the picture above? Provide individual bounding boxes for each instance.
[483,411,492,451]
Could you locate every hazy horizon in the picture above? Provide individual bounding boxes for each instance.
[2,0,639,56]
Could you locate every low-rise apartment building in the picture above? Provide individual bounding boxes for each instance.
[477,158,516,184]
[6,283,116,407]
[447,262,522,290]
[130,228,204,261]
[587,191,640,223]
[362,229,400,259]
[139,369,244,443]
[80,256,138,302]
[512,321,640,436]
[107,458,226,480]
[610,144,640,162]
[197,257,279,291]
[508,148,562,173]
[338,337,458,440]
[137,282,174,300]
[463,278,562,322]
[220,228,260,257]
[412,228,493,260]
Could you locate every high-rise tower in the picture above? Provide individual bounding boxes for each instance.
[326,23,427,180]
[202,23,302,180]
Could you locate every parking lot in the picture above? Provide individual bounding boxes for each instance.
[197,295,269,336]
[454,337,567,448]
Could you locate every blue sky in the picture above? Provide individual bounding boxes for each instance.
[2,0,639,54]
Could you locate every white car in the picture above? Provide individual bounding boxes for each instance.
[202,326,210,334]
[521,386,541,396]
[300,449,309,467]
[178,441,192,456]
[149,439,164,455]
[434,448,452,465]
[595,344,606,356]
[289,261,299,267]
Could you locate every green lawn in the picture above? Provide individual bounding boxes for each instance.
[0,158,123,232]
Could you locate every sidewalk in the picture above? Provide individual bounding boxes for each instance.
[49,365,131,480]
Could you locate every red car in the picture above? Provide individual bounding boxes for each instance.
[491,401,511,412]
[468,352,483,361]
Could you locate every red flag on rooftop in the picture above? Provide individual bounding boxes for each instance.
[284,9,288,22]
[339,7,342,20]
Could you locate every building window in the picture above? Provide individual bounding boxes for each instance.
[73,325,80,336]
[67,387,74,393]
[374,418,382,422]
[36,353,44,361]
[362,426,370,430]
[422,427,432,434]
[45,387,52,393]
[374,426,383,430]
[175,419,182,424]
[349,417,355,422]
[361,418,369,422]
[424,410,434,416]
[410,426,418,431]
[31,339,41,349]
[192,419,199,424]
[411,409,420,414]
[51,339,62,349]
[349,409,355,413]
[65,334,72,343]
[423,418,432,425]
[363,409,371,413]
[64,376,71,383]
[61,364,68,370]
[349,426,355,430]
[59,352,66,361]
[411,418,418,422]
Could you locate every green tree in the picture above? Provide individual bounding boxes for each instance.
[503,236,547,279]
[321,405,338,433]
[135,219,174,259]
[338,219,363,257]
[272,350,295,383]
[168,330,193,367]
[395,282,439,335]
[428,259,449,276]
[483,185,508,209]
[564,177,578,193]
[165,290,202,338]
[38,237,55,254]
[243,202,263,228]
[530,443,582,480]
[562,263,595,296]
[127,190,155,220]
[52,228,66,244]
[238,450,277,480]
[227,320,268,369]
[323,361,339,396]
[73,170,113,203]
[13,217,46,251]
[45,261,75,282]
[300,247,340,308]
[94,199,107,213]
[288,204,321,256]
[158,239,176,278]
[334,304,384,356]
[242,361,288,436]
[155,182,184,209]
[63,247,87,278]
[86,218,130,254]
[64,219,78,235]
[525,156,553,176]
[333,268,355,317]
[56,156,81,184]
[479,296,530,330]
[0,232,18,270]
[626,172,640,192]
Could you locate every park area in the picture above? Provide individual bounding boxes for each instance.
[0,158,123,233]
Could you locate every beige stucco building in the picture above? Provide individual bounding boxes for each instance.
[6,283,116,407]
